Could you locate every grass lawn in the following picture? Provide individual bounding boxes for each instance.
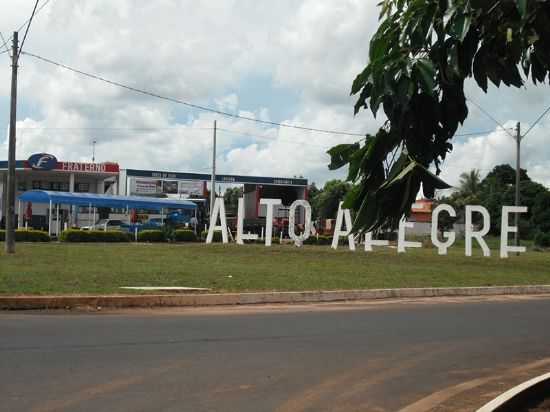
[0,241,549,295]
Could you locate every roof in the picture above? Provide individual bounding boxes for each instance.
[124,169,308,186]
[18,190,197,210]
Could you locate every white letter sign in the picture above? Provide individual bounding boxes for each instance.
[288,200,312,246]
[465,205,490,257]
[397,216,421,253]
[364,232,389,252]
[236,197,258,245]
[431,204,456,255]
[260,198,281,246]
[206,197,228,244]
[331,202,355,250]
[500,206,527,258]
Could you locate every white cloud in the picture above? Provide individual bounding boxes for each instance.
[0,0,549,191]
[438,120,550,190]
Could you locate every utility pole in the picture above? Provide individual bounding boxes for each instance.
[92,140,96,162]
[210,120,217,215]
[5,32,18,254]
[514,121,521,249]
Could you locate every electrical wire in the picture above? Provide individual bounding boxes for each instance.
[21,51,367,137]
[465,97,515,138]
[18,0,40,59]
[14,126,213,131]
[217,127,338,149]
[523,104,550,138]
[15,0,51,33]
[0,31,10,55]
[454,130,499,137]
[0,0,51,59]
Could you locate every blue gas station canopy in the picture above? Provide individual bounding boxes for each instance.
[18,190,197,211]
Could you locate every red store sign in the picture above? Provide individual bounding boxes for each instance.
[57,161,119,173]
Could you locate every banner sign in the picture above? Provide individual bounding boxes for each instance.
[178,180,204,197]
[132,179,162,195]
[25,153,119,174]
[129,178,204,196]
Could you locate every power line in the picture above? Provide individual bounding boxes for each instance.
[0,31,10,55]
[18,0,40,59]
[1,0,51,56]
[465,97,515,138]
[15,0,51,33]
[21,51,367,138]
[523,104,550,138]
[218,127,337,149]
[13,126,213,131]
[454,130,499,137]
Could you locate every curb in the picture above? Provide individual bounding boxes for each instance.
[1,285,550,310]
[477,372,550,412]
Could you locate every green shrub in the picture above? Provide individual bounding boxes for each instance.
[174,229,197,242]
[317,235,333,245]
[0,229,51,242]
[534,232,550,248]
[303,237,316,245]
[200,230,224,242]
[60,229,129,242]
[138,230,166,242]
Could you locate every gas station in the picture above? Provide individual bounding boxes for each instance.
[0,153,308,234]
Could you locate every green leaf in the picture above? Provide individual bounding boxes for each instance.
[327,143,361,171]
[413,58,435,95]
[516,0,527,18]
[452,13,472,42]
[351,66,371,95]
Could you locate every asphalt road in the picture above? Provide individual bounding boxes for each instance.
[2,296,550,412]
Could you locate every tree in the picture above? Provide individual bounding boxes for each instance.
[308,183,322,219]
[531,191,550,234]
[314,180,352,220]
[483,164,529,187]
[458,169,481,198]
[223,187,243,216]
[330,0,550,233]
[476,164,548,236]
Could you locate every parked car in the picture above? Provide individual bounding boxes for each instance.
[81,219,125,231]
[121,218,166,233]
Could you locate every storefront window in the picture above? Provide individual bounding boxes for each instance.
[75,183,90,192]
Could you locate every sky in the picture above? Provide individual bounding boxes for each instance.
[0,0,549,191]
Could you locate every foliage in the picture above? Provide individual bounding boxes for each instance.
[303,235,333,245]
[530,191,550,234]
[308,183,321,219]
[482,178,548,237]
[458,169,482,198]
[224,187,243,216]
[60,229,130,242]
[161,225,176,242]
[439,164,550,238]
[174,229,198,242]
[332,0,550,233]
[137,230,166,242]
[534,232,550,248]
[0,230,51,242]
[311,180,352,220]
[483,164,529,186]
[200,230,224,242]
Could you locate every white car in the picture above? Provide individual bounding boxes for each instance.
[81,219,125,231]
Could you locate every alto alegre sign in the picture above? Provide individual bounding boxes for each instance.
[206,198,528,259]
